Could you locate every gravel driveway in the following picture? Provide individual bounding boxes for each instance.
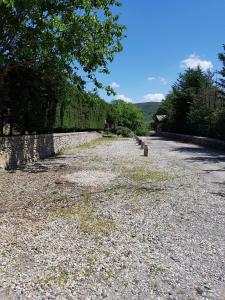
[0,136,225,300]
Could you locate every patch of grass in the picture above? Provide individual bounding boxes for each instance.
[122,188,161,204]
[149,264,165,276]
[102,269,113,282]
[38,274,54,286]
[83,269,91,278]
[90,155,103,162]
[58,270,70,288]
[56,137,118,155]
[76,205,115,236]
[38,269,70,288]
[128,166,171,183]
[104,183,164,205]
[75,137,118,150]
[75,194,116,236]
[50,193,115,236]
[53,207,74,219]
[105,184,127,197]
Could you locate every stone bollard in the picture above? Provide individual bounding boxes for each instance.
[138,139,142,146]
[144,145,149,157]
[141,141,145,149]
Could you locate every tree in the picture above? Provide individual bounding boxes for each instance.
[154,68,218,136]
[218,45,225,100]
[0,0,125,134]
[111,100,148,135]
[0,0,125,92]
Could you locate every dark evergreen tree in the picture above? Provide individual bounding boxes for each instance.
[218,45,225,101]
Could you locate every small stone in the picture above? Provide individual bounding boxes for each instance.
[101,289,107,298]
[55,178,64,184]
[195,287,203,295]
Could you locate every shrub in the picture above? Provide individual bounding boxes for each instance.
[116,126,134,137]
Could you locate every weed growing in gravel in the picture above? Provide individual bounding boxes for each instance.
[148,264,165,276]
[56,207,74,218]
[50,192,116,236]
[76,195,116,236]
[75,137,118,150]
[102,269,113,282]
[128,166,171,182]
[83,269,91,278]
[58,270,70,288]
[76,204,115,236]
[56,137,118,154]
[90,155,103,162]
[37,269,70,289]
[123,188,162,204]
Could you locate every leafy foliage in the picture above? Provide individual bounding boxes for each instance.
[0,0,126,134]
[218,44,225,100]
[0,0,125,92]
[115,126,134,137]
[111,100,148,136]
[0,65,111,134]
[154,50,225,140]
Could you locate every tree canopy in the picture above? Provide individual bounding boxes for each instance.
[218,44,225,98]
[0,0,127,135]
[111,100,148,135]
[0,0,125,92]
[154,49,225,140]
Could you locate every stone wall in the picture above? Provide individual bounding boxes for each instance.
[0,131,101,169]
[157,132,225,151]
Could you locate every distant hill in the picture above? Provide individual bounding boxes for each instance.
[134,102,160,123]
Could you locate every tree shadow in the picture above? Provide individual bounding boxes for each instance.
[5,134,55,170]
[172,146,225,164]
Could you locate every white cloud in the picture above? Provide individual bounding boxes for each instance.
[110,82,120,88]
[158,76,168,85]
[181,54,213,71]
[143,93,165,103]
[115,94,133,103]
[147,76,168,85]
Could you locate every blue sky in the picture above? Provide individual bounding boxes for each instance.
[97,0,225,104]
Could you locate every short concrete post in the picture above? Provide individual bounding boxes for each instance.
[141,141,145,149]
[138,139,142,146]
[144,145,149,157]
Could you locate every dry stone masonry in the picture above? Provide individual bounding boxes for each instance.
[0,131,101,169]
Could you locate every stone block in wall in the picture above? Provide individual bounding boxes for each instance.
[0,131,101,170]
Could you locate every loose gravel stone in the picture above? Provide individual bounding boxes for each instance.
[63,170,116,187]
[0,137,225,299]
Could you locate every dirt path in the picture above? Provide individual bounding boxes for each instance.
[0,137,225,300]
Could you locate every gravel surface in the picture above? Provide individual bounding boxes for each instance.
[0,136,225,300]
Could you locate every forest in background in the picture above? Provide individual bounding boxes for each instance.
[154,45,225,140]
[134,102,160,123]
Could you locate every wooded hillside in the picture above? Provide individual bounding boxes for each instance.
[134,102,160,123]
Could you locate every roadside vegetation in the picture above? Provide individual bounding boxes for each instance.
[0,1,147,137]
[154,45,225,140]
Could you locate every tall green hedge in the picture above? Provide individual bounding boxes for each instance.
[54,86,108,132]
[0,67,109,134]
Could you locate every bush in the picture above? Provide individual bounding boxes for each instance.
[116,126,134,137]
[135,123,149,136]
